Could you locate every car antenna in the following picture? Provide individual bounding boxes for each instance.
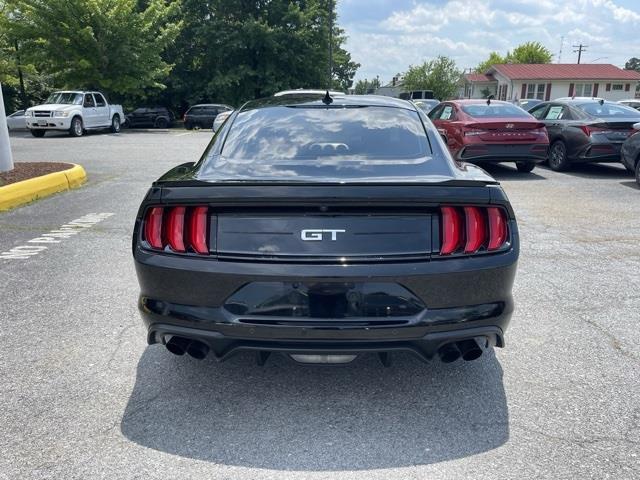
[486,94,494,106]
[322,90,333,105]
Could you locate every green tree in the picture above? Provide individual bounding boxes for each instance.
[625,57,640,71]
[402,56,462,100]
[507,41,553,64]
[476,42,552,73]
[163,0,359,108]
[4,0,181,100]
[354,77,381,94]
[475,52,507,73]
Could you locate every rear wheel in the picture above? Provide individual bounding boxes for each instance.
[69,117,83,137]
[548,140,570,171]
[635,158,640,187]
[110,115,121,133]
[184,122,193,130]
[30,129,46,138]
[155,117,168,129]
[515,161,535,173]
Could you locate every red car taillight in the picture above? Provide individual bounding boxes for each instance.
[440,206,509,255]
[143,205,210,254]
[578,125,611,136]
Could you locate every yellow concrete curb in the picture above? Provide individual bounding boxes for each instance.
[0,164,87,211]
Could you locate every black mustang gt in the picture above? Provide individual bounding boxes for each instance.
[132,94,519,366]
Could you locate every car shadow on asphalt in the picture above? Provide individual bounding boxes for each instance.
[477,163,547,181]
[120,346,508,470]
[620,180,639,190]
[542,162,633,179]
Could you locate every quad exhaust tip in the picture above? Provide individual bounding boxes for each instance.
[165,336,210,360]
[438,339,483,363]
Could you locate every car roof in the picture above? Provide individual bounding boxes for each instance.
[448,99,511,104]
[191,103,231,107]
[274,89,346,97]
[241,94,416,111]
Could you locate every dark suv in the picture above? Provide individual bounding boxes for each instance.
[183,104,233,130]
[125,107,174,129]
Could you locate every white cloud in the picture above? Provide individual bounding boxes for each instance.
[340,0,640,82]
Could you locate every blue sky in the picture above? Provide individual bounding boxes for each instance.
[337,0,640,83]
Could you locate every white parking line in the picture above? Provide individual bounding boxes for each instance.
[0,212,114,260]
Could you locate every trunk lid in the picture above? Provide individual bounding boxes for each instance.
[466,120,545,142]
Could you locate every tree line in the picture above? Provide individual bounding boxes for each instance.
[0,0,359,113]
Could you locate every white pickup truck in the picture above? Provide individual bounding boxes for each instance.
[25,91,124,138]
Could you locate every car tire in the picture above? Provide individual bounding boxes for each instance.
[30,129,46,138]
[69,117,83,137]
[548,140,570,171]
[185,122,193,130]
[155,117,168,129]
[516,161,536,173]
[110,115,121,133]
[635,157,640,187]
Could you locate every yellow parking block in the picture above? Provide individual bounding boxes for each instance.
[0,164,87,211]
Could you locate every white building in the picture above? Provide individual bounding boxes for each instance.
[463,64,640,102]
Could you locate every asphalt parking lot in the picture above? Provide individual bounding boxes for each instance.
[1,129,639,479]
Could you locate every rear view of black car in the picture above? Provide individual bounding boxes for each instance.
[183,103,233,129]
[132,94,519,366]
[529,99,640,171]
[125,107,174,129]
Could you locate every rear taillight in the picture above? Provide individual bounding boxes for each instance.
[143,205,210,254]
[578,125,611,136]
[440,206,509,255]
[463,128,486,136]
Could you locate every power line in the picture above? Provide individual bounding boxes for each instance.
[572,44,588,64]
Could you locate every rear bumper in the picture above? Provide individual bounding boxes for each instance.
[457,143,548,163]
[571,142,623,163]
[135,242,518,362]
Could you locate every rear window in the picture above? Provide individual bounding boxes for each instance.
[200,105,453,182]
[576,102,640,118]
[461,103,531,118]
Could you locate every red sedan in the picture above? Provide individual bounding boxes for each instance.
[428,99,549,172]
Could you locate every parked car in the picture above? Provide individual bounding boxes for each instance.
[6,110,27,130]
[25,91,124,138]
[212,110,233,132]
[428,99,549,172]
[413,99,440,114]
[514,99,542,110]
[528,99,640,171]
[183,104,233,129]
[132,94,519,366]
[125,107,174,129]
[618,99,640,111]
[620,123,640,185]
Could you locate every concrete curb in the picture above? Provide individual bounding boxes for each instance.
[0,164,87,211]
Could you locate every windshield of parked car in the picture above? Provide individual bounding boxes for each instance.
[200,105,453,182]
[576,102,640,118]
[45,92,83,105]
[461,103,532,118]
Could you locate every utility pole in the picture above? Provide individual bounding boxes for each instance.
[328,0,333,89]
[573,44,588,64]
[0,82,15,172]
[558,36,564,63]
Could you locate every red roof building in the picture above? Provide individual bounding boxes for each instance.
[463,64,640,102]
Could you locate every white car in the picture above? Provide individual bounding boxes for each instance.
[618,99,640,110]
[212,110,233,132]
[25,91,124,138]
[6,110,27,130]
